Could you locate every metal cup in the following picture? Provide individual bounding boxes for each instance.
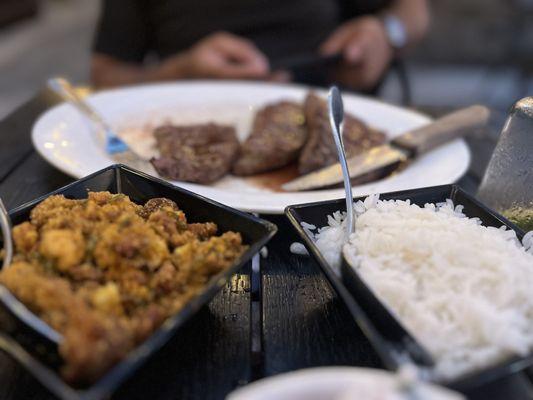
[477,97,533,231]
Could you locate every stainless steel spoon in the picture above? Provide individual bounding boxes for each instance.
[0,199,12,269]
[328,86,355,237]
[0,200,62,342]
[329,87,431,400]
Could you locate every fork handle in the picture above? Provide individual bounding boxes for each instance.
[47,78,112,140]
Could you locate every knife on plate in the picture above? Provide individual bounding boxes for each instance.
[282,105,491,192]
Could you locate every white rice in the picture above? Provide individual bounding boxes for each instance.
[305,195,533,379]
[290,242,308,255]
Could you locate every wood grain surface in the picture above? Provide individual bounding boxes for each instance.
[261,215,383,375]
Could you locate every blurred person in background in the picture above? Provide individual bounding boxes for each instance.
[91,0,429,93]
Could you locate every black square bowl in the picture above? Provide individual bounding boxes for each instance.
[0,164,277,400]
[285,184,533,392]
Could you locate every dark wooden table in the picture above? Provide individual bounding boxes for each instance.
[0,90,532,400]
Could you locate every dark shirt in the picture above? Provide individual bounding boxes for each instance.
[93,0,390,64]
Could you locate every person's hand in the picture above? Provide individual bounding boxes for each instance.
[160,32,270,80]
[320,16,393,90]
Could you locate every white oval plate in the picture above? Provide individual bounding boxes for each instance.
[32,81,469,214]
[227,367,464,400]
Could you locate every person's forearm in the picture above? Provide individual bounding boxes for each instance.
[381,0,430,48]
[90,53,190,88]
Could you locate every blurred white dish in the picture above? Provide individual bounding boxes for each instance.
[32,81,469,214]
[227,367,464,400]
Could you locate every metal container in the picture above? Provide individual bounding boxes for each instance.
[477,97,533,231]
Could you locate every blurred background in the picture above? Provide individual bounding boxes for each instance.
[0,0,531,119]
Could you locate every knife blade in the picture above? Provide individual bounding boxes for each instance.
[282,105,491,192]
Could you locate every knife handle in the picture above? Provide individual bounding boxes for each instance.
[391,105,491,156]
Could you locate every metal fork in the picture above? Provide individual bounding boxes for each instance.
[47,78,157,175]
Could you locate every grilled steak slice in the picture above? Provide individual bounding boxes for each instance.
[232,101,306,176]
[298,93,387,175]
[151,123,239,184]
